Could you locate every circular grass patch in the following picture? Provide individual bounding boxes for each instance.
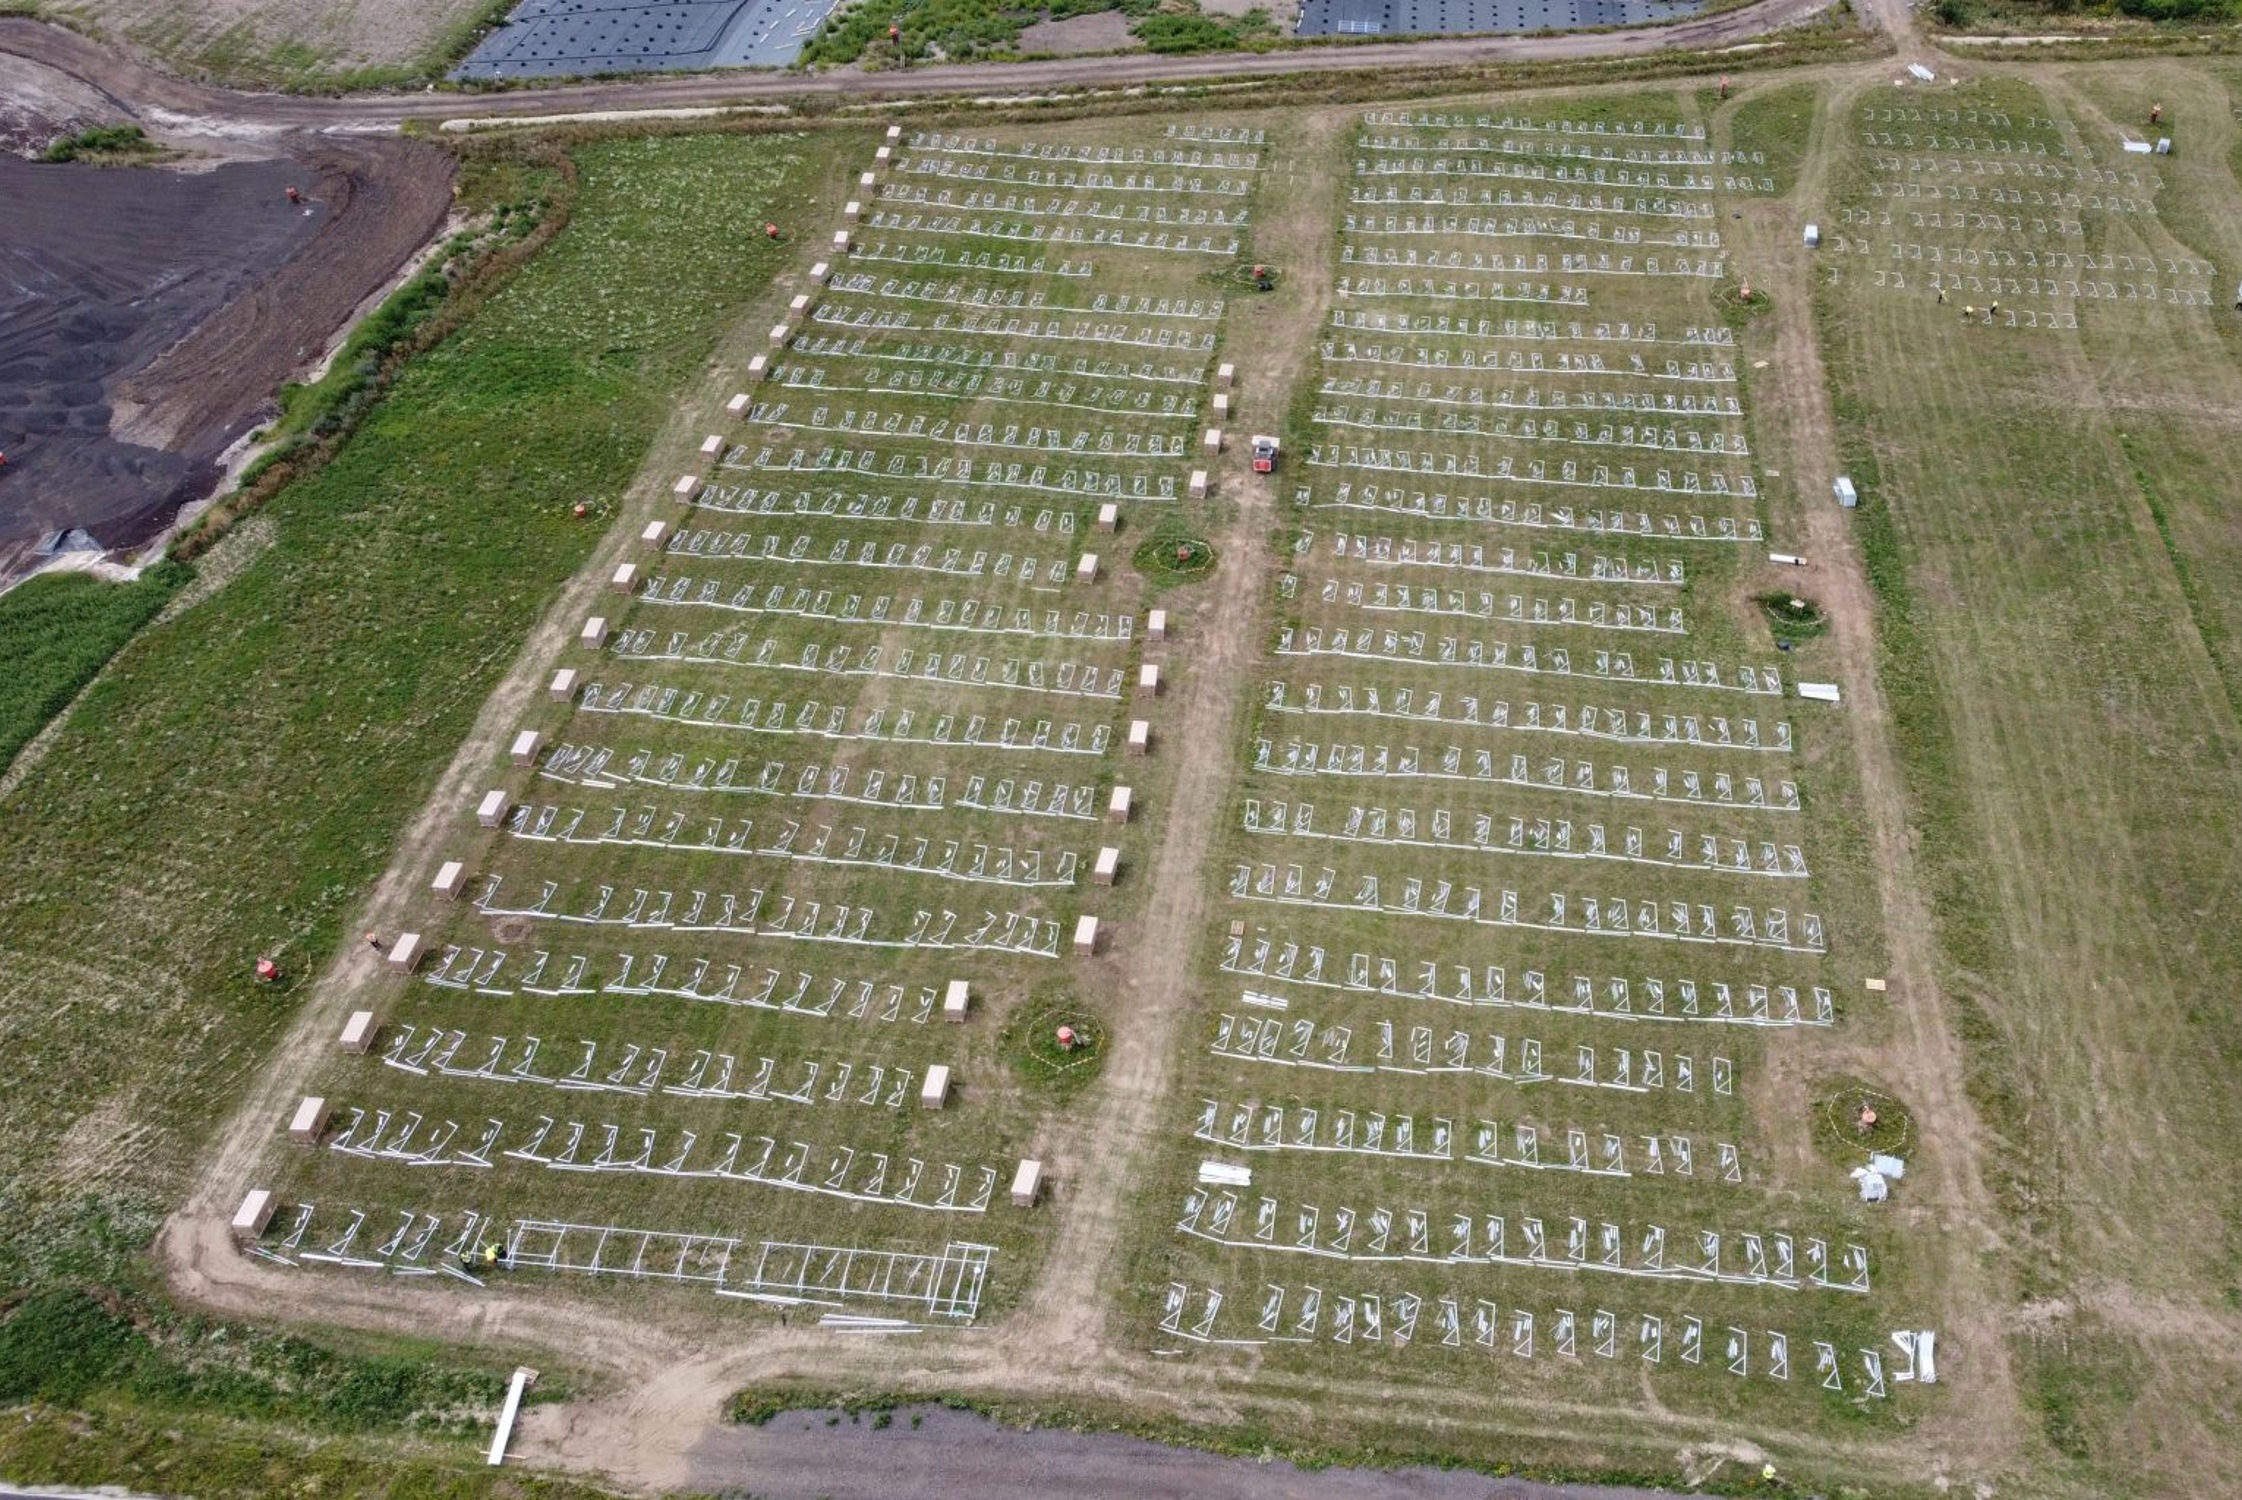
[1001,997,1108,1098]
[1811,1075,1916,1163]
[1217,261,1284,293]
[1714,280,1773,326]
[1757,590,1829,644]
[1133,534,1218,581]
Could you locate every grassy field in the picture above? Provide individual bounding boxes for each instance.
[1095,85,1931,1452]
[9,0,506,88]
[1813,63,2242,1497]
[16,40,2242,1500]
[0,124,851,1483]
[0,563,186,776]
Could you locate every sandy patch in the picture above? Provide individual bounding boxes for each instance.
[1016,11,1140,55]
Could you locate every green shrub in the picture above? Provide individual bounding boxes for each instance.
[2115,0,2232,19]
[1133,4,1272,49]
[41,124,156,163]
[0,1289,140,1404]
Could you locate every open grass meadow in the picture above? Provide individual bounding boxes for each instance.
[1813,64,2242,1496]
[0,125,856,1478]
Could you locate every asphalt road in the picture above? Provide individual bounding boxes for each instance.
[0,0,1836,132]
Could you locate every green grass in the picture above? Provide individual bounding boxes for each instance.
[1086,86,1915,1461]
[1813,67,2242,1497]
[1135,6,1276,54]
[0,1401,625,1500]
[1000,997,1110,1096]
[1931,0,2236,29]
[801,0,1269,66]
[1756,590,1829,645]
[1727,82,1816,198]
[0,117,844,1434]
[1807,1075,1915,1163]
[39,123,160,163]
[244,111,1260,1323]
[0,564,189,775]
[1131,523,1221,584]
[0,1286,531,1435]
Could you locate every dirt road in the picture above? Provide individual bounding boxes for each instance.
[1,0,1841,136]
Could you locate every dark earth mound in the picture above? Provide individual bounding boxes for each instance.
[0,137,453,571]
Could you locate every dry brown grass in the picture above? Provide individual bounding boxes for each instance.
[40,0,498,87]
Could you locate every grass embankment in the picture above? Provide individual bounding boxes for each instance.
[0,125,845,1491]
[0,565,187,775]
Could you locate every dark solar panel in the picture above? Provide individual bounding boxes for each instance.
[455,0,835,76]
[455,0,1712,76]
[1295,0,1705,36]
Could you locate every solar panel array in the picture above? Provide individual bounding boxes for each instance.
[1297,0,1704,38]
[455,0,840,77]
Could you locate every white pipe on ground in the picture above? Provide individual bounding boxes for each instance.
[488,1366,537,1467]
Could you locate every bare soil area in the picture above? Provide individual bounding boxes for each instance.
[0,131,453,577]
[1017,10,1140,54]
[0,48,110,154]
